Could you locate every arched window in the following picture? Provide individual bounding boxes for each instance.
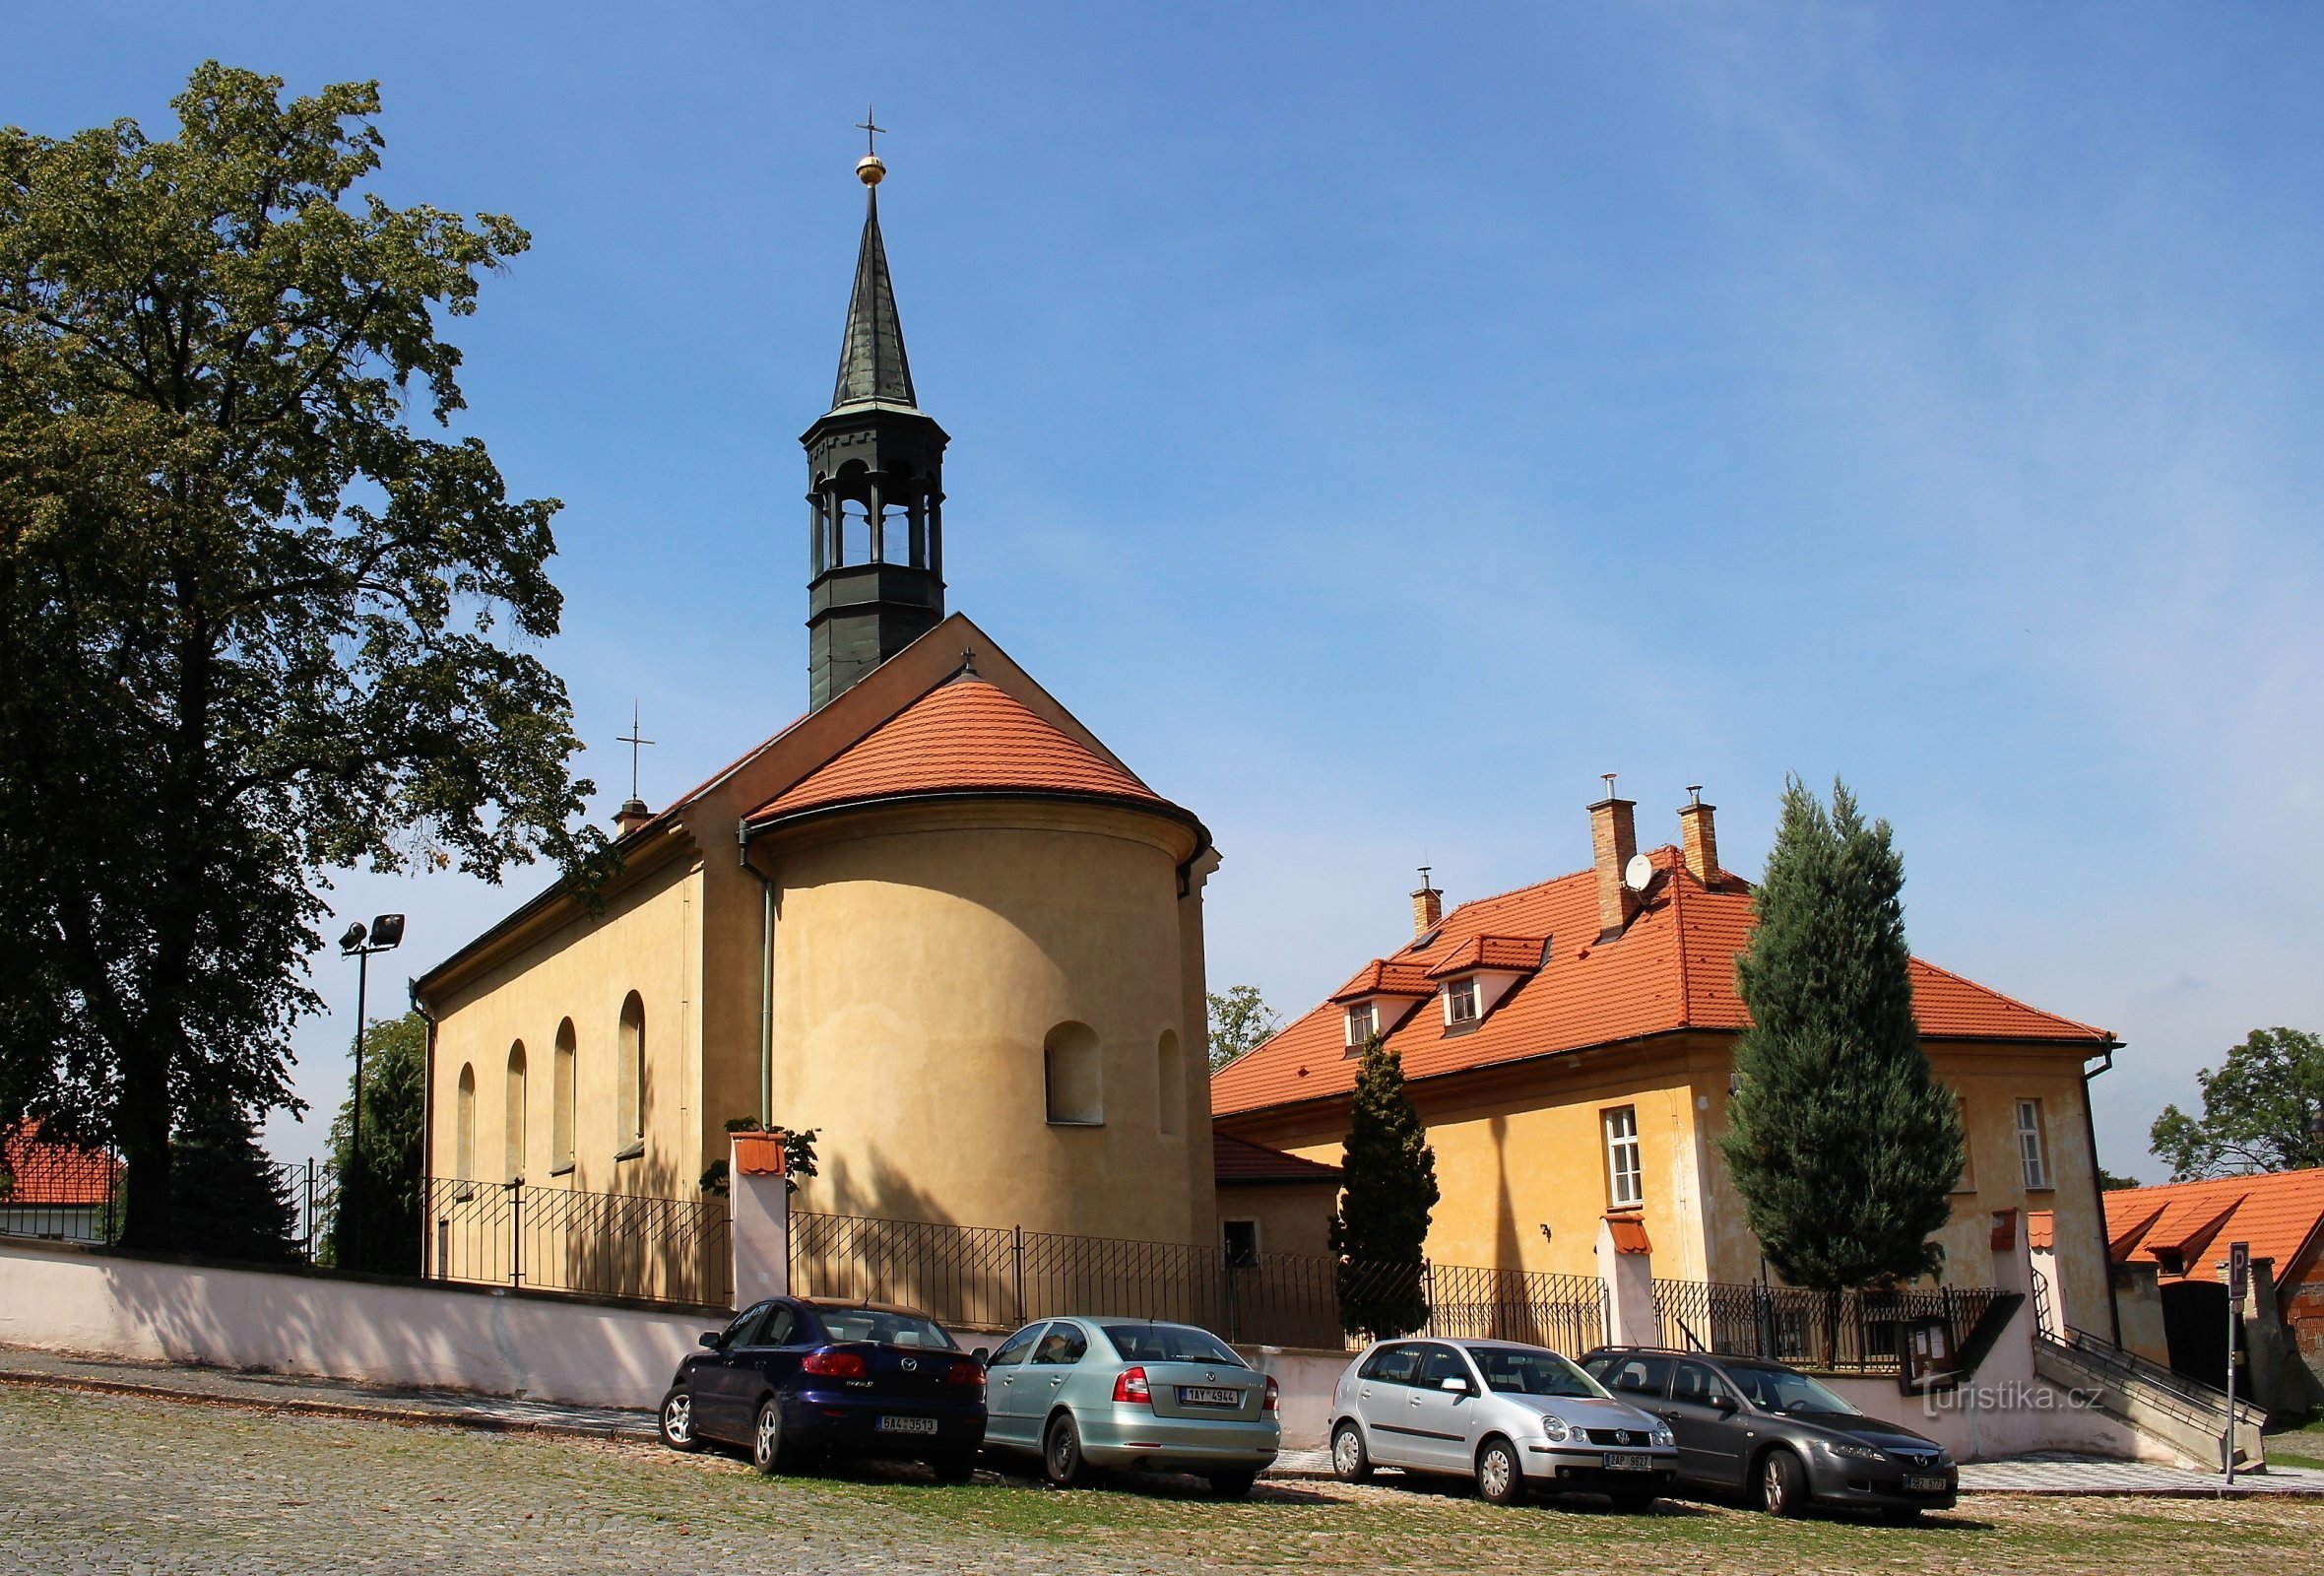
[1156,1029,1185,1138]
[617,992,646,1157]
[1044,1021,1103,1126]
[552,1018,577,1176]
[504,1042,528,1182]
[455,1064,477,1184]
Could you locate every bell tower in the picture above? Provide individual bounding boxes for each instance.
[803,133,950,711]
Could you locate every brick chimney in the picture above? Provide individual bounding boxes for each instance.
[1678,786,1718,886]
[1589,779,1639,941]
[613,798,654,837]
[1411,867,1444,938]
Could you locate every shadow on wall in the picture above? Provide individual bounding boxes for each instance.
[0,1242,709,1410]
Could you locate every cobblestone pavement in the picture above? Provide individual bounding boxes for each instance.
[6,1380,2324,1575]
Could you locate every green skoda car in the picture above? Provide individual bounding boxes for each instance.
[980,1317,1281,1496]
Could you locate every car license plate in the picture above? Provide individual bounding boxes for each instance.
[1602,1452,1654,1472]
[874,1415,938,1436]
[1178,1386,1243,1408]
[1903,1474,1949,1492]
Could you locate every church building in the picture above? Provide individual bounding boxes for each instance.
[413,150,1222,1293]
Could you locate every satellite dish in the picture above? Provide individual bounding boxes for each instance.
[1623,853,1654,892]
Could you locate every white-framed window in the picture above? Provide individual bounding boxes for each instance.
[1444,977,1480,1025]
[1604,1105,1643,1208]
[1951,1095,1975,1194]
[1222,1218,1259,1268]
[1345,1001,1378,1047]
[2016,1098,2051,1190]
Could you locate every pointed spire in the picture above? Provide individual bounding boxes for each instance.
[833,186,917,409]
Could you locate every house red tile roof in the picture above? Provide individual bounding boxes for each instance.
[1213,1132,1343,1184]
[1211,845,2115,1119]
[2101,1168,2324,1288]
[749,678,1178,824]
[2028,1210,2056,1252]
[1,1123,121,1208]
[1424,934,1546,980]
[1329,959,1437,1003]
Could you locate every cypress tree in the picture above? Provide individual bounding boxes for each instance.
[168,1090,301,1264]
[1330,1034,1441,1338]
[1721,779,1963,1294]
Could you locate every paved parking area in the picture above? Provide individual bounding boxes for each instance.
[5,1371,2324,1574]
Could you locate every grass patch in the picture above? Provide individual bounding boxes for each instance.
[2265,1413,2324,1469]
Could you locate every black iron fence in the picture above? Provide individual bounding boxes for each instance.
[1651,1276,2013,1373]
[264,1159,341,1266]
[423,1176,732,1307]
[788,1209,1608,1350]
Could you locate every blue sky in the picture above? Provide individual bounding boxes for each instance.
[9,3,2321,1181]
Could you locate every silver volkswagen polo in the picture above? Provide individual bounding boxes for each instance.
[1330,1338,1677,1508]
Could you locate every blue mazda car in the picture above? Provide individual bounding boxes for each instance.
[658,1296,988,1480]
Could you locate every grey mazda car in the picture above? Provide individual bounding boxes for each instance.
[1580,1346,1958,1520]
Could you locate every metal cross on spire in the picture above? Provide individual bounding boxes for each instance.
[856,104,886,156]
[616,701,655,803]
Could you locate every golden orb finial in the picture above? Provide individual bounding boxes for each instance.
[856,153,885,186]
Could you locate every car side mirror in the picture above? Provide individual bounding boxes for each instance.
[699,1331,724,1350]
[1441,1375,1471,1394]
[972,1346,991,1363]
[1713,1393,1739,1413]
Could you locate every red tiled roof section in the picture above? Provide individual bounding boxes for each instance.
[2102,1167,2324,1288]
[1214,1132,1343,1184]
[1,1122,122,1207]
[751,678,1174,823]
[1425,934,1545,980]
[1211,845,2116,1119]
[1329,959,1437,1003]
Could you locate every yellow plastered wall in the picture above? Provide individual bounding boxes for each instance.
[427,853,705,1206]
[1214,1181,1338,1260]
[759,801,1211,1244]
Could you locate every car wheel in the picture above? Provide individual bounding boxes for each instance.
[751,1397,795,1477]
[1330,1421,1373,1483]
[1043,1412,1091,1488]
[1758,1448,1808,1517]
[1475,1436,1525,1507]
[1206,1471,1258,1499]
[657,1388,703,1453]
[932,1451,977,1484]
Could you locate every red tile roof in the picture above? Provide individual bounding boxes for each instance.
[2027,1210,2055,1252]
[1211,845,2115,1119]
[750,678,1178,824]
[1424,934,1546,980]
[1213,1132,1343,1184]
[1,1123,121,1208]
[1329,959,1437,1003]
[2102,1168,2324,1289]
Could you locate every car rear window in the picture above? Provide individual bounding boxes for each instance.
[1101,1324,1245,1366]
[814,1309,956,1349]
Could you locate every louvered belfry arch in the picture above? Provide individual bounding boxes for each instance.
[803,154,950,712]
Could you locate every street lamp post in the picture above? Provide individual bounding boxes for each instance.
[339,913,406,1268]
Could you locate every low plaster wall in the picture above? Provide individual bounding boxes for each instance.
[1237,1345,1354,1450]
[0,1237,718,1412]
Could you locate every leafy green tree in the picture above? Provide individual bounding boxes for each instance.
[0,64,609,1248]
[2098,1166,2143,1191]
[324,1010,426,1273]
[2151,1028,2324,1180]
[1721,779,1964,1296]
[1206,984,1281,1071]
[1330,1033,1440,1338]
[168,1089,300,1264]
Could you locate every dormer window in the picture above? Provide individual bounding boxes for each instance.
[1444,977,1480,1025]
[1345,1001,1379,1046]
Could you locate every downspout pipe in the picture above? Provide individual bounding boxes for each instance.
[2083,1042,2123,1349]
[739,819,774,1130]
[409,979,437,1280]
